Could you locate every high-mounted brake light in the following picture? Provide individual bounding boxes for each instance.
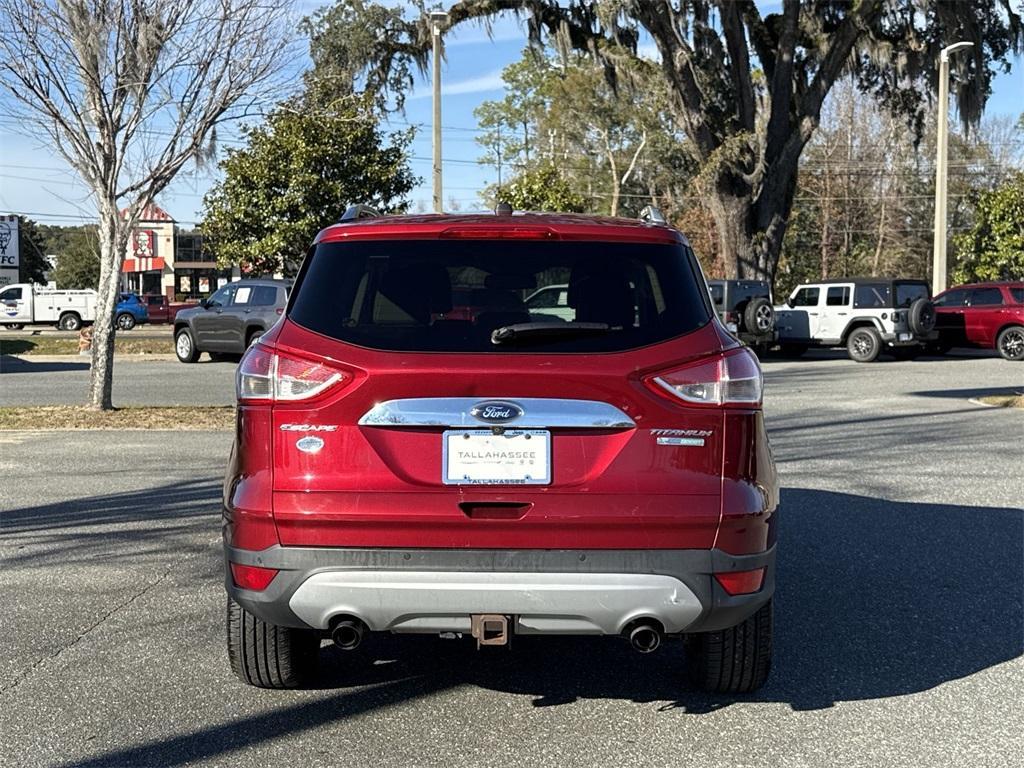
[644,347,763,407]
[236,345,351,403]
[438,227,557,240]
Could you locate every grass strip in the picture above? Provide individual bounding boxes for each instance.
[977,394,1024,409]
[0,406,235,430]
[0,336,174,356]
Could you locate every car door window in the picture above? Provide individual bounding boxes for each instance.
[232,286,253,307]
[853,283,890,308]
[1010,288,1024,304]
[933,289,968,307]
[826,286,850,306]
[527,289,560,309]
[791,287,820,307]
[206,285,234,308]
[0,287,22,302]
[968,287,1003,306]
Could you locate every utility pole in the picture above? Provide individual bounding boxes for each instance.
[431,11,448,214]
[932,41,973,296]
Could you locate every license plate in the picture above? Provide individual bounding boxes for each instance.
[443,429,551,485]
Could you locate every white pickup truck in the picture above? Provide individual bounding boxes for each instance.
[0,283,98,331]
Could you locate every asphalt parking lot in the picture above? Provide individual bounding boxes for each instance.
[1,353,1022,767]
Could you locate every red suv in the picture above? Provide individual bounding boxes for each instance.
[932,282,1024,360]
[223,209,778,693]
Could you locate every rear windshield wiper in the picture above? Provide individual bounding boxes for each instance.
[491,322,611,345]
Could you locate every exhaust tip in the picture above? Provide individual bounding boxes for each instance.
[331,618,365,651]
[628,624,662,654]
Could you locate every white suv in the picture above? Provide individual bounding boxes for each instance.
[775,279,937,362]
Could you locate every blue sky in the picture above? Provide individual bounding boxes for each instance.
[0,8,1021,227]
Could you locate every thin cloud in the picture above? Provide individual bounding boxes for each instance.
[409,70,505,99]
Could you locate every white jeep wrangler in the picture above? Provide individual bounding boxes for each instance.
[775,278,938,362]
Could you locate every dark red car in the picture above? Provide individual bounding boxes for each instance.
[223,209,778,693]
[932,282,1024,360]
[141,294,173,323]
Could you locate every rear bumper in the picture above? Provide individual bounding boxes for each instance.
[880,330,938,345]
[225,545,775,636]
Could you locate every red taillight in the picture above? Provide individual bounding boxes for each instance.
[230,563,279,591]
[714,568,765,595]
[236,345,352,403]
[439,227,557,240]
[644,347,763,407]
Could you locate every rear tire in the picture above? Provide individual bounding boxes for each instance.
[227,597,319,689]
[58,312,82,331]
[685,600,772,693]
[996,326,1024,361]
[174,328,200,363]
[847,327,881,362]
[743,298,774,336]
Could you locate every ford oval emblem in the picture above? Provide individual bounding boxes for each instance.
[296,436,324,454]
[470,401,523,424]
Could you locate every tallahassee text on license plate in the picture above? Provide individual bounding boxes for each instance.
[443,429,551,485]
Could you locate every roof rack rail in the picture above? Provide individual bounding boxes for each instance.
[639,205,666,224]
[339,204,382,222]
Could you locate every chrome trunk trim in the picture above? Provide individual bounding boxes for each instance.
[358,397,635,429]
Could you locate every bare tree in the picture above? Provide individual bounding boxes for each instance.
[0,0,292,408]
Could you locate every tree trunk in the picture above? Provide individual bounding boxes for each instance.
[707,194,752,280]
[707,145,803,285]
[88,206,128,410]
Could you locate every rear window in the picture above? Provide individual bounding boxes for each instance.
[708,283,724,306]
[289,239,710,352]
[894,282,929,307]
[729,281,770,308]
[251,285,279,306]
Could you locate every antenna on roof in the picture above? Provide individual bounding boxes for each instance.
[639,205,666,224]
[339,204,381,222]
[495,201,513,216]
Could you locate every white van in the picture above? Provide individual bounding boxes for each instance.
[0,283,98,331]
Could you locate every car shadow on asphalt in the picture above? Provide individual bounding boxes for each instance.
[910,385,1023,399]
[53,487,1023,767]
[0,354,90,373]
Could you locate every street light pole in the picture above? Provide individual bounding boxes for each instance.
[431,11,448,214]
[932,41,973,296]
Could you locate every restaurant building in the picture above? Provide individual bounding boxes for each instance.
[120,204,238,299]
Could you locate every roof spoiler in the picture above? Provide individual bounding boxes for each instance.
[339,204,382,222]
[639,205,666,224]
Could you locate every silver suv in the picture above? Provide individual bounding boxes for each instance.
[775,278,937,362]
[174,279,291,362]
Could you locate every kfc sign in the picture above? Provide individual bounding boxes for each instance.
[0,217,19,267]
[133,230,156,259]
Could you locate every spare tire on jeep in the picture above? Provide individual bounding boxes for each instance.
[908,297,936,336]
[742,297,775,335]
